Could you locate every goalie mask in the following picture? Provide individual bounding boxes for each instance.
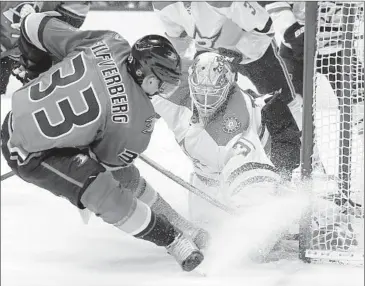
[188,52,236,118]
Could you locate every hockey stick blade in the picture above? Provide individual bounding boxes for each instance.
[1,170,15,181]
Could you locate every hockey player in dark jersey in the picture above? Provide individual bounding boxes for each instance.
[1,12,207,272]
[0,1,90,95]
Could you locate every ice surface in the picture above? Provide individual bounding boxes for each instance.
[1,11,363,286]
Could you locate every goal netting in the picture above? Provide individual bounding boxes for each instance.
[300,2,364,264]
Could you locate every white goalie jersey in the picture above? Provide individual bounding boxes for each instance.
[152,82,281,222]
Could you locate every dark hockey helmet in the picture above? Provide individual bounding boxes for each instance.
[127,34,182,98]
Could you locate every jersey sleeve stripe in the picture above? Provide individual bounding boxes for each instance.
[231,176,278,195]
[254,17,273,34]
[265,2,292,14]
[22,13,49,52]
[258,122,266,140]
[226,162,278,184]
[265,6,292,15]
[37,16,53,52]
[7,112,42,165]
[55,5,88,28]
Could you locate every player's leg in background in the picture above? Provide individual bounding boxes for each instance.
[237,43,302,181]
[261,94,301,181]
[0,56,16,95]
[237,42,303,131]
[279,43,304,96]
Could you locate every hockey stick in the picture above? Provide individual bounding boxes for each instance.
[0,155,237,215]
[138,154,238,216]
[139,155,301,241]
[1,170,15,181]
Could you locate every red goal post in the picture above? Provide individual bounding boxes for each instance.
[300,2,364,264]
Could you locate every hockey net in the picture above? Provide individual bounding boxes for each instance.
[300,2,364,264]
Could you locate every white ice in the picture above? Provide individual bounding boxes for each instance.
[1,11,363,286]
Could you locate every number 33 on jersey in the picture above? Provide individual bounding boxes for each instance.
[8,14,156,168]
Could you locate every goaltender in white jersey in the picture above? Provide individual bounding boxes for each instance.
[152,52,279,224]
[153,1,303,178]
[153,52,357,253]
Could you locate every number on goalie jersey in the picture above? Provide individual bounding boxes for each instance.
[8,14,156,168]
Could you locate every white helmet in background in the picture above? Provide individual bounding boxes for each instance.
[188,52,236,118]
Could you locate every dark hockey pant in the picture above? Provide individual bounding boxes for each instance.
[237,42,298,105]
[0,56,17,95]
[1,112,104,209]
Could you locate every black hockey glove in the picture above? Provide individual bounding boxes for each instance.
[283,21,305,60]
[12,15,53,84]
[12,55,52,84]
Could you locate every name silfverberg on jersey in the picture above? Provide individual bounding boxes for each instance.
[90,41,129,124]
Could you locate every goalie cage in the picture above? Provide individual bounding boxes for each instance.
[300,2,364,264]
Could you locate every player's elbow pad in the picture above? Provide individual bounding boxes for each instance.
[55,4,89,28]
[18,15,52,73]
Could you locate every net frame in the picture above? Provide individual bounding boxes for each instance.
[300,1,364,264]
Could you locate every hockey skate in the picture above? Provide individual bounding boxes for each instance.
[166,232,204,272]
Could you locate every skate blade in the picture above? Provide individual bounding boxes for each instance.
[181,251,204,272]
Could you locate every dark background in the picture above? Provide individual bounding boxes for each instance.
[91,1,153,11]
